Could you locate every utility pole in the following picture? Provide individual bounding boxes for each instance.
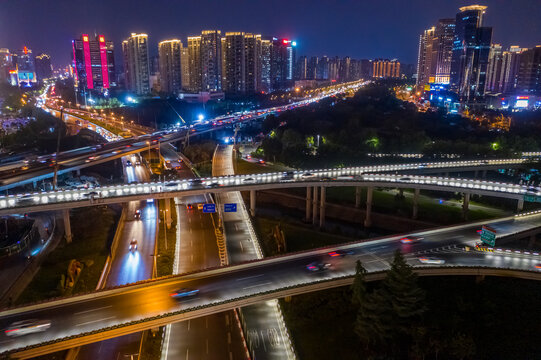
[53,108,63,190]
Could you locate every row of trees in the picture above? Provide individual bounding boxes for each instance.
[257,84,541,169]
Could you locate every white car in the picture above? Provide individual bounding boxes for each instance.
[242,177,256,184]
[418,257,445,265]
[5,320,51,337]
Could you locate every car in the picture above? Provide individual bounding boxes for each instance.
[400,236,424,244]
[301,172,316,179]
[170,288,200,299]
[418,257,445,265]
[129,239,138,251]
[134,209,141,219]
[328,249,355,257]
[5,320,51,337]
[535,264,541,270]
[186,203,193,210]
[306,262,331,272]
[320,176,332,182]
[135,160,141,166]
[399,177,412,181]
[206,182,222,188]
[336,175,354,180]
[126,160,132,166]
[164,182,179,188]
[242,177,256,184]
[258,159,265,164]
[190,179,203,187]
[527,186,539,193]
[197,203,204,210]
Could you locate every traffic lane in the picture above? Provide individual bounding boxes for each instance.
[107,200,157,287]
[1,217,541,351]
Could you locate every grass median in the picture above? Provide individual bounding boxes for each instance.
[16,206,118,305]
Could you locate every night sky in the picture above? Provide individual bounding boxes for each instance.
[1,0,540,67]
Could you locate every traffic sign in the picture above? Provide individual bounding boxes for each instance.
[202,204,216,213]
[524,194,541,202]
[224,203,237,212]
[480,225,497,247]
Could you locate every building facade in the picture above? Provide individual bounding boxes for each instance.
[158,39,183,94]
[372,59,400,78]
[200,30,222,92]
[122,33,150,95]
[35,53,52,81]
[516,46,541,95]
[187,36,202,92]
[73,35,115,94]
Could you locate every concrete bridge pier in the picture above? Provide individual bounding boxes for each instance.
[482,170,487,178]
[306,187,312,221]
[517,198,524,213]
[319,187,326,228]
[62,208,72,243]
[250,190,256,217]
[529,234,537,248]
[462,193,470,220]
[355,186,361,208]
[312,186,319,226]
[474,170,479,179]
[412,188,420,220]
[364,187,373,228]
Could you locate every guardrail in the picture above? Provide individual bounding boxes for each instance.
[8,265,541,358]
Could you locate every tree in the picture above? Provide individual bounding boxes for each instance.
[351,260,367,305]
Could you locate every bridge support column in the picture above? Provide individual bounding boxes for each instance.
[398,188,404,198]
[62,209,72,244]
[529,234,537,247]
[165,198,172,229]
[306,187,312,221]
[462,193,470,220]
[517,198,524,213]
[474,170,479,179]
[249,190,256,217]
[32,180,37,189]
[364,187,373,228]
[412,188,420,220]
[482,170,487,178]
[76,169,81,176]
[355,187,361,208]
[312,186,319,226]
[319,187,326,228]
[444,172,449,177]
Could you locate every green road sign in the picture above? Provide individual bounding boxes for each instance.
[524,194,541,202]
[480,225,496,247]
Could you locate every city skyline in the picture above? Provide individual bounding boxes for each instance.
[1,0,540,67]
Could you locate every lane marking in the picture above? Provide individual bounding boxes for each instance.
[243,282,272,290]
[76,316,115,327]
[236,274,264,281]
[74,305,112,315]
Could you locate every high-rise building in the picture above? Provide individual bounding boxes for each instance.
[485,44,504,93]
[295,55,307,80]
[223,32,245,93]
[516,46,541,94]
[245,33,261,93]
[271,38,296,90]
[73,35,115,94]
[187,36,201,92]
[35,53,52,81]
[449,5,492,100]
[359,59,372,79]
[122,33,150,95]
[306,56,318,80]
[149,55,160,75]
[328,57,339,81]
[416,26,437,87]
[316,56,329,80]
[200,30,222,92]
[372,59,400,78]
[0,48,13,84]
[158,39,183,94]
[15,46,37,87]
[339,57,351,82]
[180,47,190,91]
[501,46,526,94]
[434,18,455,84]
[260,39,272,92]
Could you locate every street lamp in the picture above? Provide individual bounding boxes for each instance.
[161,209,168,250]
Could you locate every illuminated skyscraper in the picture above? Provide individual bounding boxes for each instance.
[15,46,37,87]
[260,39,272,92]
[434,18,455,84]
[244,33,261,93]
[271,38,296,90]
[416,26,436,87]
[501,46,526,94]
[180,47,190,91]
[73,34,116,94]
[187,36,201,92]
[122,33,150,95]
[158,39,183,94]
[449,5,492,100]
[223,32,245,93]
[516,46,541,94]
[200,30,222,92]
[485,44,504,93]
